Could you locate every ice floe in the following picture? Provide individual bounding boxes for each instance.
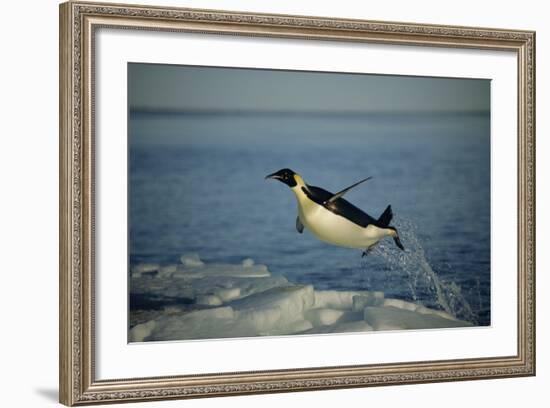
[129,254,472,342]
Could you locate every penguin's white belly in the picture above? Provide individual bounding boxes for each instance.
[299,206,385,249]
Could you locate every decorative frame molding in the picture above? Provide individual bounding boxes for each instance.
[59,1,535,405]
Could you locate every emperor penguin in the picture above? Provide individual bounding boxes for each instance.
[266,168,404,256]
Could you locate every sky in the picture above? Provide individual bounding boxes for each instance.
[128,63,490,114]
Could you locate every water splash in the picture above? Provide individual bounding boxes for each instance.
[371,218,478,325]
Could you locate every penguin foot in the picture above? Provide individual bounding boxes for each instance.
[362,245,376,257]
[394,236,405,251]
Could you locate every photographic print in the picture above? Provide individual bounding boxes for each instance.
[128,63,490,342]
[60,4,535,403]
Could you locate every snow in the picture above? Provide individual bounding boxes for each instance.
[305,320,373,334]
[352,293,385,311]
[231,285,315,334]
[241,258,255,267]
[129,320,156,342]
[157,264,177,278]
[129,254,472,342]
[173,263,270,279]
[196,295,223,306]
[131,263,160,278]
[180,253,204,267]
[363,306,470,331]
[305,308,345,326]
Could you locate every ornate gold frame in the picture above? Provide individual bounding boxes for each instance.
[59,1,536,405]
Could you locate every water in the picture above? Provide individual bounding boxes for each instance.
[129,111,491,325]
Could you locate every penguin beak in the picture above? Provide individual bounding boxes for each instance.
[265,172,281,180]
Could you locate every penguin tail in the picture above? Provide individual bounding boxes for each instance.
[377,205,393,228]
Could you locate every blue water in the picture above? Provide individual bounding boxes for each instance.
[129,112,490,325]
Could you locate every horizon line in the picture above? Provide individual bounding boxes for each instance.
[129,107,490,118]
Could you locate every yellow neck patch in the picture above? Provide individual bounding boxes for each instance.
[293,174,305,187]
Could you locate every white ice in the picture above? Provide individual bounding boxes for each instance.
[129,254,472,342]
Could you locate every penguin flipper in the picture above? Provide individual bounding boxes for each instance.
[296,216,304,234]
[325,176,372,204]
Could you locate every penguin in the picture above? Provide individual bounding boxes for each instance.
[265,168,404,256]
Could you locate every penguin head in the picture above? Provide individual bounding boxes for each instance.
[265,168,298,187]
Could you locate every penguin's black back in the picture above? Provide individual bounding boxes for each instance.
[302,185,378,228]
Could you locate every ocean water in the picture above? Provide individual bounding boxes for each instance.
[129,111,491,325]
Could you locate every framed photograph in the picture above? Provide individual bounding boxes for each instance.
[59,1,535,405]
